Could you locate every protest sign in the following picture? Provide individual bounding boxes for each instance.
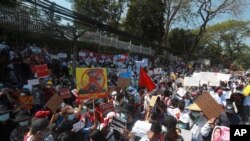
[71,89,78,98]
[195,93,224,119]
[76,68,108,100]
[34,64,49,78]
[100,101,115,117]
[117,77,130,89]
[72,121,85,132]
[149,95,160,107]
[180,129,192,141]
[183,76,199,86]
[28,79,39,85]
[199,72,220,86]
[132,120,152,139]
[110,116,127,134]
[46,94,63,113]
[211,126,230,141]
[177,88,187,97]
[59,88,71,99]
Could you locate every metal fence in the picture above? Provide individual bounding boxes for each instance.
[0,5,155,56]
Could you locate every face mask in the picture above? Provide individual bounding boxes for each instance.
[19,120,29,126]
[120,113,128,120]
[67,114,75,121]
[191,111,200,118]
[46,85,51,89]
[20,93,26,96]
[0,113,10,122]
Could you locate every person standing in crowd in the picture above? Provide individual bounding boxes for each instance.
[32,85,44,113]
[10,110,31,141]
[243,74,250,125]
[43,80,56,103]
[0,104,18,141]
[24,118,52,141]
[139,123,162,141]
[18,88,34,112]
[186,102,215,141]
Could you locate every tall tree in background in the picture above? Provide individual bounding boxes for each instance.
[167,28,196,57]
[190,0,247,53]
[201,20,250,68]
[69,0,126,28]
[162,0,192,48]
[124,0,165,45]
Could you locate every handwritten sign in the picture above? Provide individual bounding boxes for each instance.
[100,102,115,118]
[117,77,130,89]
[132,120,152,139]
[45,94,63,113]
[195,93,224,119]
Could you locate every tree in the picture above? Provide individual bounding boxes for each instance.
[69,0,126,28]
[162,0,192,47]
[200,20,250,68]
[167,28,196,57]
[190,0,247,52]
[124,0,165,45]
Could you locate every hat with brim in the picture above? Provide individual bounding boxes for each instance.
[14,110,31,122]
[0,104,11,115]
[186,103,202,111]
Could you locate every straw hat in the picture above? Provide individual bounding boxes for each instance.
[186,103,201,111]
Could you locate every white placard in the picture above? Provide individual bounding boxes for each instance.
[180,129,192,141]
[177,88,187,97]
[132,120,152,139]
[72,121,85,132]
[28,79,39,85]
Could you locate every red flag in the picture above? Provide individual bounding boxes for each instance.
[139,67,156,92]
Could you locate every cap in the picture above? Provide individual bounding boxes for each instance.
[47,80,53,85]
[35,110,50,118]
[186,103,202,111]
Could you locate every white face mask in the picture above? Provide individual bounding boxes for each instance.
[20,93,26,96]
[0,113,10,122]
[19,120,29,126]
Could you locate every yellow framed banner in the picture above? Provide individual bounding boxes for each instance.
[76,68,108,100]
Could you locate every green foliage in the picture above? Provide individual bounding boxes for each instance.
[200,20,250,69]
[167,28,196,57]
[70,0,126,28]
[123,0,165,45]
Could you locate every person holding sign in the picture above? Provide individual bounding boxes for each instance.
[186,103,215,141]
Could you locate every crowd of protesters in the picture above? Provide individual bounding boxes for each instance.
[1,42,250,141]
